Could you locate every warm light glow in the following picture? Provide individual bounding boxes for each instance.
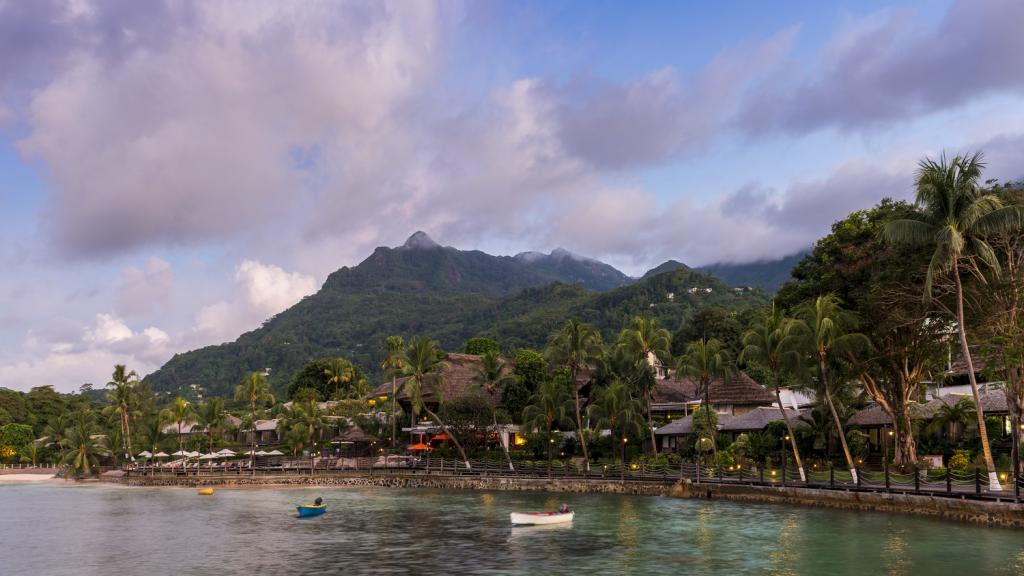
[888,430,894,436]
[623,437,629,443]
[784,435,790,441]
[367,399,376,406]
[1000,472,1008,481]
[514,436,527,447]
[549,438,555,444]
[771,470,776,476]
[378,395,388,401]
[630,463,639,470]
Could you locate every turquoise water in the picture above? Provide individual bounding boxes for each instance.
[2,482,1023,575]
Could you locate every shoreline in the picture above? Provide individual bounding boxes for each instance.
[101,472,1024,528]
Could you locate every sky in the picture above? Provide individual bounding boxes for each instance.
[1,0,1023,392]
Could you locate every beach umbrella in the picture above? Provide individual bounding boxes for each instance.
[187,451,201,458]
[407,443,432,451]
[254,450,268,456]
[171,450,189,457]
[154,452,169,458]
[431,433,450,442]
[199,453,219,460]
[137,450,153,458]
[216,448,236,457]
[264,449,284,456]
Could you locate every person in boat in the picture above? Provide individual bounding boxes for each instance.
[558,503,570,514]
[314,497,323,506]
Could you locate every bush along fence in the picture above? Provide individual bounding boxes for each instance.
[121,456,1024,503]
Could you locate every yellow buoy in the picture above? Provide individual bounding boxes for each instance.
[198,488,215,496]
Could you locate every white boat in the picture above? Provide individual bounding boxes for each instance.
[510,511,574,526]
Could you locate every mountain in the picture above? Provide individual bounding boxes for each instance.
[144,233,768,398]
[697,250,808,293]
[641,260,689,279]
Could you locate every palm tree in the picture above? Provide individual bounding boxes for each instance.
[545,319,603,470]
[43,413,72,451]
[381,335,406,448]
[196,398,227,453]
[927,396,977,440]
[279,398,325,470]
[323,358,357,399]
[161,397,195,460]
[883,152,1024,491]
[471,350,517,470]
[675,338,731,465]
[60,410,109,479]
[741,304,807,481]
[105,364,138,462]
[587,380,644,479]
[401,336,472,469]
[235,372,275,469]
[792,295,870,484]
[521,377,573,461]
[616,316,672,453]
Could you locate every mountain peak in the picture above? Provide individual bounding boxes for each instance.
[402,231,440,249]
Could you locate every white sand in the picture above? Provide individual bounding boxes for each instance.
[0,473,62,484]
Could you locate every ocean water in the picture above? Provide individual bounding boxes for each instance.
[2,482,1023,575]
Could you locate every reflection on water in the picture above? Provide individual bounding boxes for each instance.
[2,484,1024,575]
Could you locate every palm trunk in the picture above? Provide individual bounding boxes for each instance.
[571,366,591,471]
[494,411,514,471]
[391,375,397,449]
[424,407,471,469]
[820,361,856,484]
[703,379,718,465]
[249,406,256,470]
[647,388,657,454]
[953,262,1001,490]
[123,408,134,462]
[1006,365,1024,475]
[774,387,805,481]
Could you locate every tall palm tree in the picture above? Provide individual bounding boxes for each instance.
[616,316,672,453]
[235,372,275,469]
[927,396,977,440]
[792,294,870,484]
[160,397,195,461]
[43,413,72,451]
[196,398,227,453]
[587,380,644,479]
[60,410,109,479]
[883,152,1024,491]
[401,336,472,469]
[105,364,138,462]
[545,319,603,470]
[471,350,517,470]
[381,335,406,448]
[741,304,807,481]
[675,338,731,465]
[521,377,573,461]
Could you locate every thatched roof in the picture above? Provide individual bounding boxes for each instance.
[336,424,379,444]
[849,391,1008,427]
[652,372,774,408]
[723,407,804,432]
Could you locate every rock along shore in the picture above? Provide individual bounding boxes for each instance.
[106,472,1024,528]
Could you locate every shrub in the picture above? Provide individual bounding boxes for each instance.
[948,450,971,473]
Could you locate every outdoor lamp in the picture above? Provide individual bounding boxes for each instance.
[888,430,894,436]
[623,437,629,443]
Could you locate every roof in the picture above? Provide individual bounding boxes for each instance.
[849,391,1008,426]
[162,421,201,435]
[652,372,774,407]
[255,419,279,431]
[335,424,379,443]
[722,407,804,432]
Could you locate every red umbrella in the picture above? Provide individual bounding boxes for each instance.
[407,443,432,451]
[431,433,451,442]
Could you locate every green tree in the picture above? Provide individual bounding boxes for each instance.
[381,335,406,448]
[505,349,547,422]
[235,372,275,469]
[521,376,573,461]
[464,337,500,356]
[741,304,806,479]
[0,423,33,464]
[401,336,472,468]
[470,350,517,470]
[160,397,195,460]
[792,295,869,483]
[545,320,603,470]
[675,338,731,464]
[104,365,139,463]
[279,398,326,459]
[195,398,227,453]
[587,380,644,478]
[616,316,672,452]
[288,358,367,401]
[883,152,1024,490]
[59,410,109,479]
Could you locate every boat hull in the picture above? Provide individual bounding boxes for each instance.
[297,505,326,518]
[510,511,573,526]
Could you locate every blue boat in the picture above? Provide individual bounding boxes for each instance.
[297,503,326,518]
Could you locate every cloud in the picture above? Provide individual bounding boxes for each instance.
[115,256,174,317]
[737,0,1024,134]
